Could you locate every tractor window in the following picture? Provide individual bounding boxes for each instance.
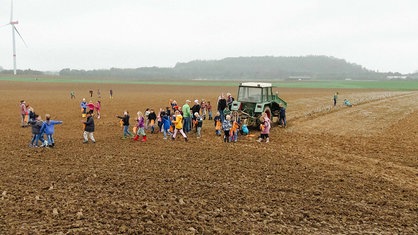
[262,88,269,102]
[263,87,272,101]
[238,87,262,102]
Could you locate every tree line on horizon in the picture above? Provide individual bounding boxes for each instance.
[1,56,416,80]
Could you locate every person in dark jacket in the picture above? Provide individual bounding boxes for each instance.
[279,105,286,128]
[83,111,95,143]
[191,100,201,129]
[217,94,227,123]
[148,109,157,133]
[116,111,134,139]
[29,114,45,147]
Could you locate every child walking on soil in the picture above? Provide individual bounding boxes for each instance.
[171,110,188,142]
[133,111,147,142]
[116,111,134,139]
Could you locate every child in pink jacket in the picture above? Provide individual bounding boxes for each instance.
[257,112,270,143]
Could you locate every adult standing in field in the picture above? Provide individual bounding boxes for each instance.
[89,89,93,98]
[279,103,286,128]
[97,89,101,99]
[226,93,234,109]
[109,89,113,99]
[207,101,213,120]
[70,90,75,99]
[182,100,192,133]
[200,99,207,120]
[217,94,227,123]
[171,100,178,113]
[19,100,28,127]
[333,92,339,106]
[191,100,201,128]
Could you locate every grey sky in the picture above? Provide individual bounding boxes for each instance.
[0,0,417,73]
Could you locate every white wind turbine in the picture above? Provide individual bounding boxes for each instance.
[1,0,27,75]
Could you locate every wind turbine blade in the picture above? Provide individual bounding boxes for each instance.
[13,25,27,47]
[0,23,11,28]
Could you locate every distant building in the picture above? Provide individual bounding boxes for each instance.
[287,76,312,81]
[386,75,407,80]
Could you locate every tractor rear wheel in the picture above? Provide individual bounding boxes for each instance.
[263,106,272,119]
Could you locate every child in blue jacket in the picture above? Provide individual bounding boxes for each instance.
[40,114,63,148]
[161,111,172,139]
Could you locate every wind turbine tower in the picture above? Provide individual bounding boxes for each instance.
[3,0,26,75]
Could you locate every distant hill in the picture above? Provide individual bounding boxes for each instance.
[0,56,393,80]
[172,56,383,80]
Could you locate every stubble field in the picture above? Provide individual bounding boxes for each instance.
[0,80,417,234]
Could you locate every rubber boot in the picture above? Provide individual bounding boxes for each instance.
[133,135,139,141]
[141,135,147,142]
[257,138,262,143]
[266,138,269,143]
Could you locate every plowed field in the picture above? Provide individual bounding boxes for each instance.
[1,81,417,234]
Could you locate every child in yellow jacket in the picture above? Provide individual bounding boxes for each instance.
[171,110,188,142]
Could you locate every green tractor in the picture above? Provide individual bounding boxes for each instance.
[230,82,287,127]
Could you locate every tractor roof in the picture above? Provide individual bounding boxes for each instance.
[239,82,272,88]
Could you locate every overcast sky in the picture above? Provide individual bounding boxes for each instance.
[0,0,417,73]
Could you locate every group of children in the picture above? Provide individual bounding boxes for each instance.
[19,100,64,148]
[213,111,249,143]
[24,93,275,148]
[28,112,63,148]
[109,96,271,144]
[116,108,192,142]
[113,99,261,144]
[80,98,101,119]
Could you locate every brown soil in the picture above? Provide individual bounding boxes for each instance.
[0,81,417,234]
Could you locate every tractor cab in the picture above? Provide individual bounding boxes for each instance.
[231,82,287,127]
